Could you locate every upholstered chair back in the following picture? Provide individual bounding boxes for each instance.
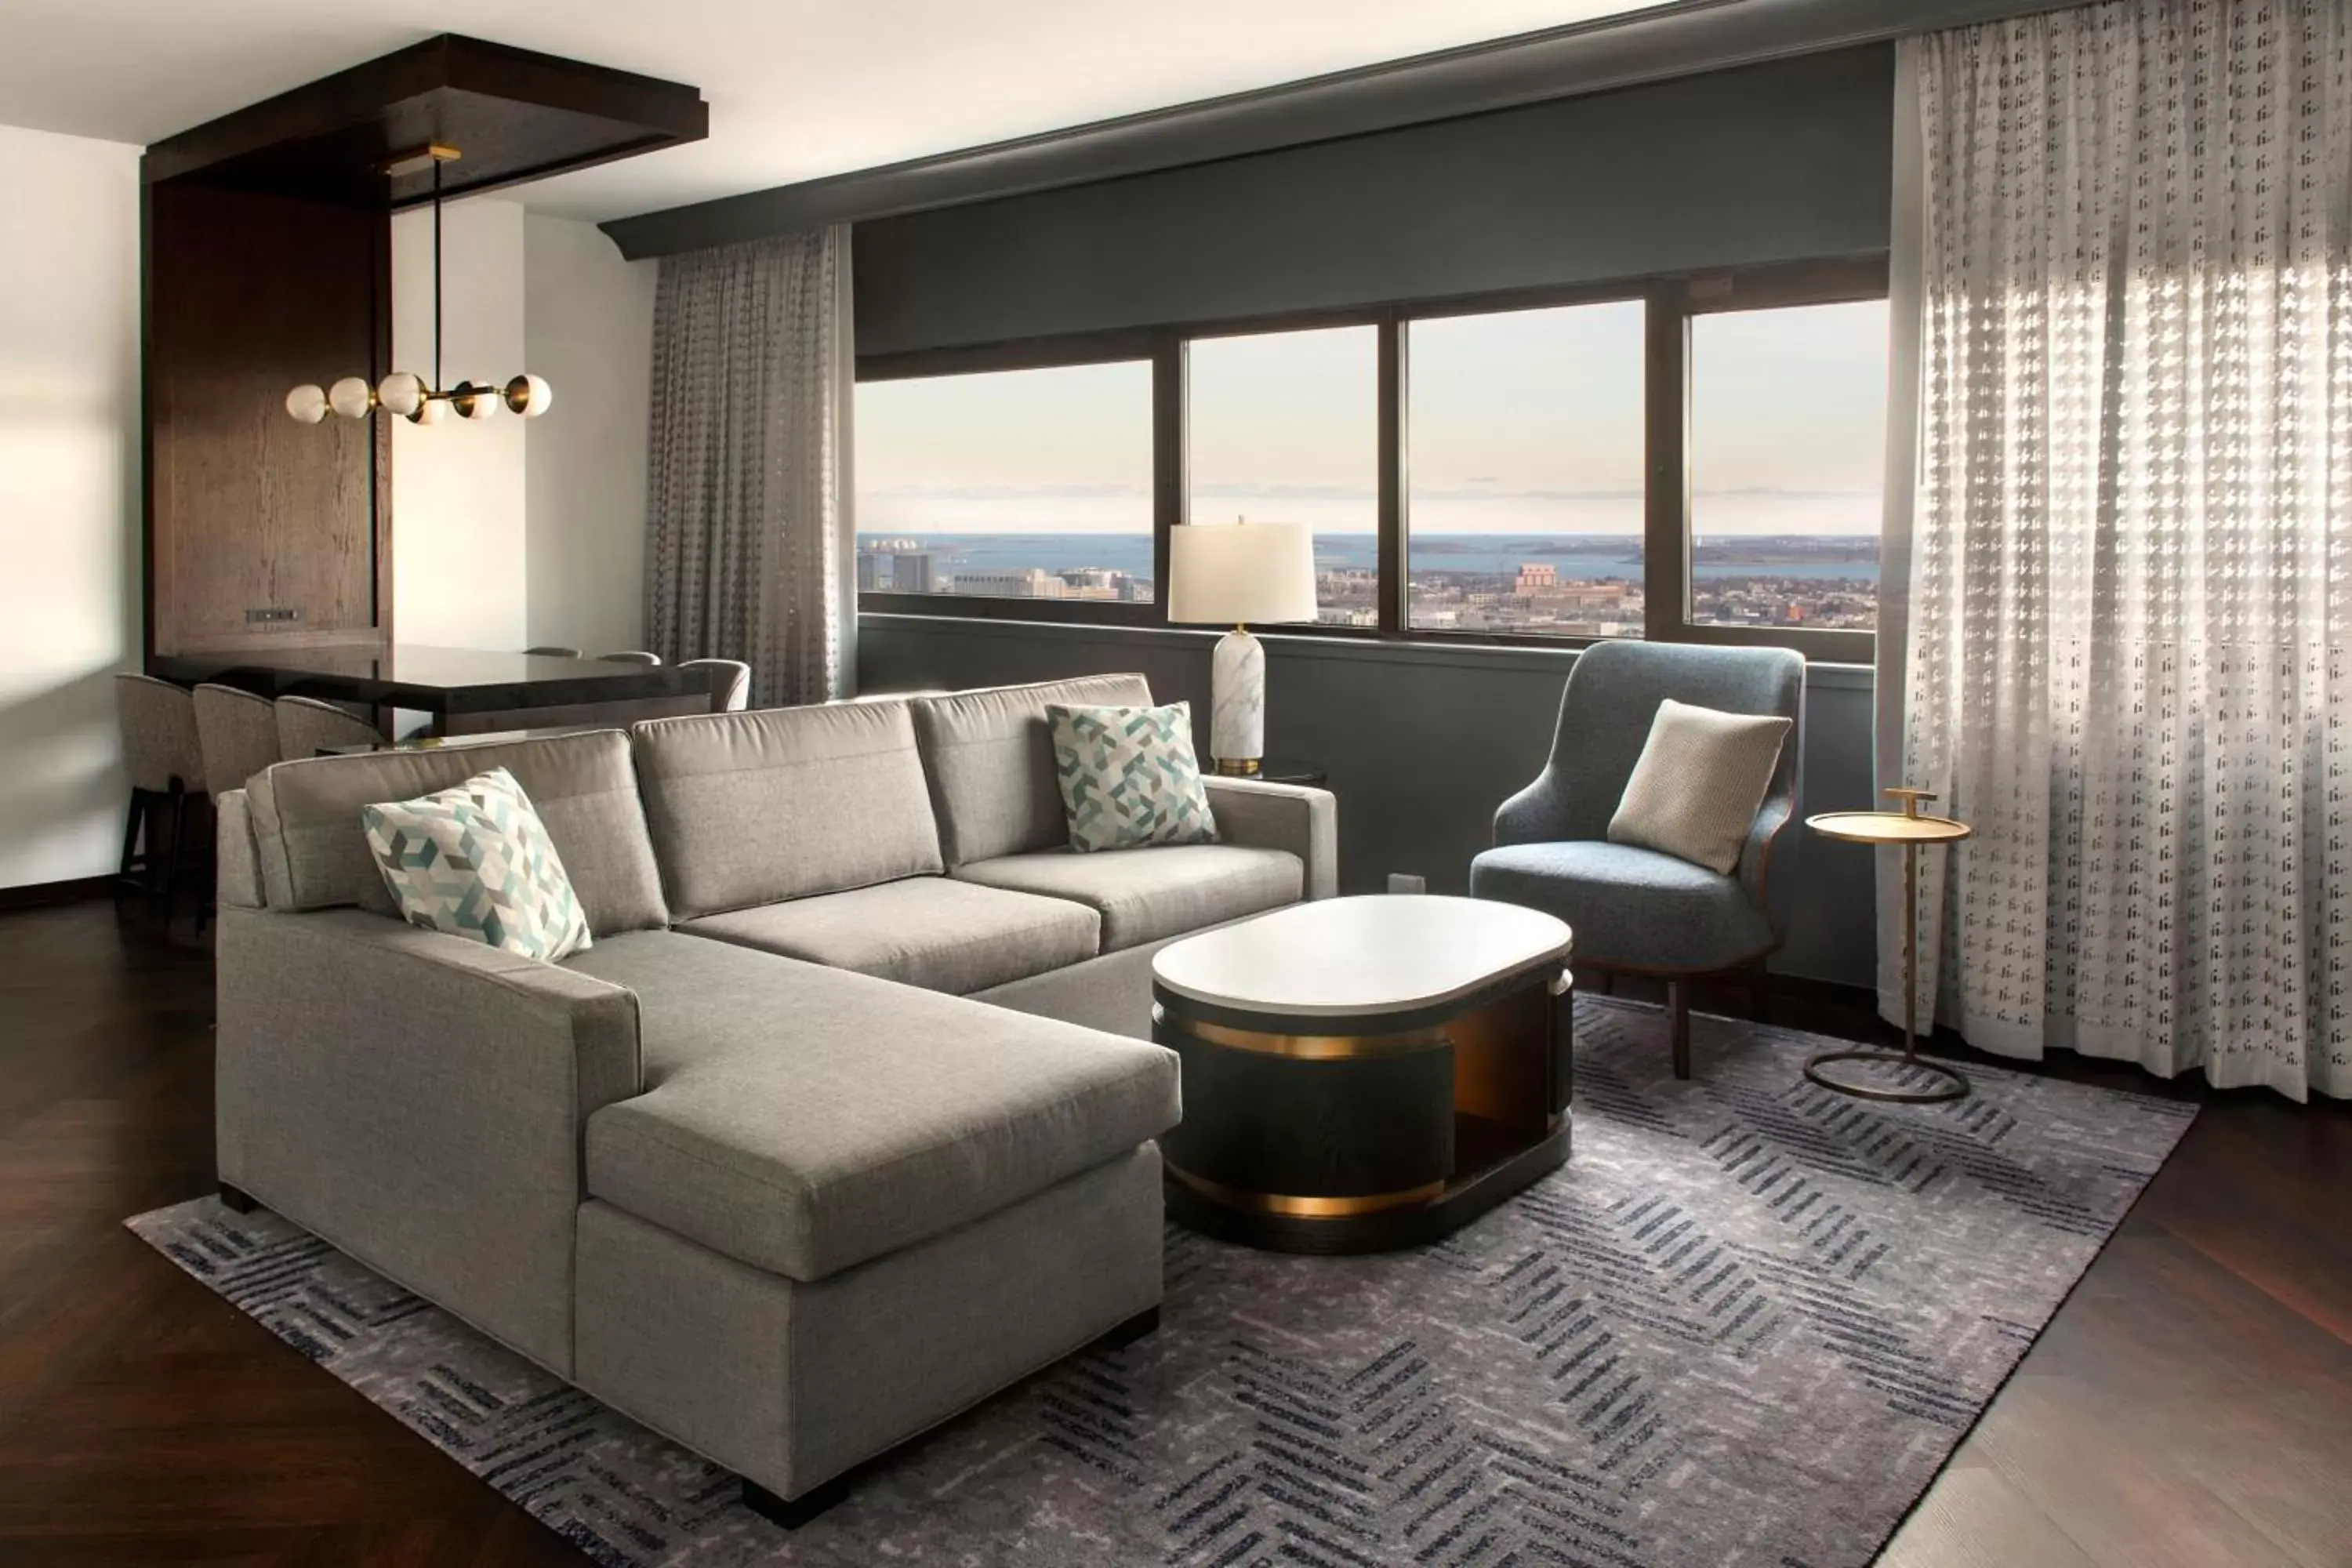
[115,673,205,795]
[192,684,282,800]
[274,695,385,759]
[679,658,752,712]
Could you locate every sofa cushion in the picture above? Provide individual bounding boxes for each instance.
[566,931,1178,1283]
[245,730,669,935]
[911,674,1152,867]
[680,876,1099,995]
[953,844,1301,952]
[1468,839,1773,971]
[631,701,942,920]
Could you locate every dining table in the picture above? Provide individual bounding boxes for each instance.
[148,644,717,735]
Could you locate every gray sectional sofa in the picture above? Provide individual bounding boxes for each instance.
[209,673,1335,1525]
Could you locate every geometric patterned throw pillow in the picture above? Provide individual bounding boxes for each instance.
[1047,702,1220,854]
[361,767,592,961]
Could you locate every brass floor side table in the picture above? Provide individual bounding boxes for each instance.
[1803,787,1971,1104]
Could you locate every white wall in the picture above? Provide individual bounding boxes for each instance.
[524,213,656,656]
[391,195,529,651]
[0,125,141,891]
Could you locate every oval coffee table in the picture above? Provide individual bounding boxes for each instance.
[1152,895,1574,1254]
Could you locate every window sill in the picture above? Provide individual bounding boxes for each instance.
[857,612,1874,688]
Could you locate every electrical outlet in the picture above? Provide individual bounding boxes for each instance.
[1388,873,1426,895]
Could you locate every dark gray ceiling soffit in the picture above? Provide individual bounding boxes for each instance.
[601,0,2077,259]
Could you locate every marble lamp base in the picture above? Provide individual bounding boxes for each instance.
[1210,626,1265,774]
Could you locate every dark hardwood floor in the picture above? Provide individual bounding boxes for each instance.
[1,897,2345,1566]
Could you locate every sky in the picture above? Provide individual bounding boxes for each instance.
[855,298,1889,539]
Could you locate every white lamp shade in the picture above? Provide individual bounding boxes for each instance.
[410,394,447,426]
[455,381,499,420]
[376,371,424,418]
[327,376,375,419]
[285,383,328,424]
[1168,521,1319,626]
[504,373,552,418]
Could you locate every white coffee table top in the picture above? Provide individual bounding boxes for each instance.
[1152,895,1572,1021]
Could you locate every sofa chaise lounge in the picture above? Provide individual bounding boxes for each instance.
[210,673,1335,1524]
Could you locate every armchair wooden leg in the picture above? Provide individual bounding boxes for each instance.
[1591,966,1614,996]
[1747,956,1771,1025]
[1668,980,1692,1080]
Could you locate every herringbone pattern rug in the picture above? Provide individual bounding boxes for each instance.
[127,999,2194,1567]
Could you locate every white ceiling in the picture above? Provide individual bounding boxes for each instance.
[0,0,1678,223]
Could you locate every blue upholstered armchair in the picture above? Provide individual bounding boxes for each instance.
[1469,641,1804,1079]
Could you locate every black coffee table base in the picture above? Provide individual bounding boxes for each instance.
[1154,967,1573,1255]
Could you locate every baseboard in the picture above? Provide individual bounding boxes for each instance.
[0,874,118,912]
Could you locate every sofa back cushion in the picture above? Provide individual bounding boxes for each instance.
[911,673,1153,866]
[245,730,670,935]
[631,700,944,919]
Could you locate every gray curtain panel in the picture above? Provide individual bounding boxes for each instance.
[645,227,856,707]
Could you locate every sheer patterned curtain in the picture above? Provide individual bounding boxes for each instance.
[1893,0,2352,1101]
[644,227,855,706]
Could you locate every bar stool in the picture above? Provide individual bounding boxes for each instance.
[113,673,206,909]
[277,695,388,758]
[192,684,281,799]
[679,657,752,712]
[597,650,662,664]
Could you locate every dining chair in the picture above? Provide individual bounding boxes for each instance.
[679,657,752,712]
[597,650,662,664]
[1468,640,1804,1079]
[524,645,583,658]
[113,673,207,911]
[192,683,281,800]
[276,695,387,758]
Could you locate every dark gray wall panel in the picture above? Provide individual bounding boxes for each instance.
[854,46,1891,356]
[858,615,1881,986]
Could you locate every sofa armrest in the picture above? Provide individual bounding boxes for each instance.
[1206,777,1338,900]
[215,907,641,1373]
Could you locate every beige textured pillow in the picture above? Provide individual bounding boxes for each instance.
[1607,699,1791,875]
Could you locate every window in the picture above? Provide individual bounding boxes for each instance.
[855,359,1156,604]
[1686,299,1888,633]
[1186,326,1378,626]
[855,258,1889,655]
[1405,300,1646,637]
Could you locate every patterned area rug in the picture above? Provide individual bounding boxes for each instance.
[128,999,2194,1567]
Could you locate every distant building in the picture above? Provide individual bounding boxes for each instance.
[1515,563,1558,591]
[894,552,937,593]
[856,553,884,593]
[950,568,1067,599]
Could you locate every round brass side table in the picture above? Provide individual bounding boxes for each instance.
[1803,787,1971,1104]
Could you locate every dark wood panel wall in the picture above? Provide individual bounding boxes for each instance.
[144,183,390,657]
[136,33,706,667]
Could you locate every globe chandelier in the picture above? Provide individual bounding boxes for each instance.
[285,145,550,427]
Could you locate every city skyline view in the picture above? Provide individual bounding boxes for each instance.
[855,297,1888,632]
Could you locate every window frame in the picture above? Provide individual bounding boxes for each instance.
[854,255,1890,662]
[1657,256,1889,665]
[854,329,1174,627]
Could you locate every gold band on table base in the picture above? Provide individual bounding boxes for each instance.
[1180,1014,1446,1060]
[1168,1163,1446,1218]
[1214,757,1261,776]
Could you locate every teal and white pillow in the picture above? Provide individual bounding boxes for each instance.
[361,767,592,961]
[1047,702,1219,854]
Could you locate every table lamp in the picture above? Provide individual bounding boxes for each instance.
[1169,520,1319,775]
